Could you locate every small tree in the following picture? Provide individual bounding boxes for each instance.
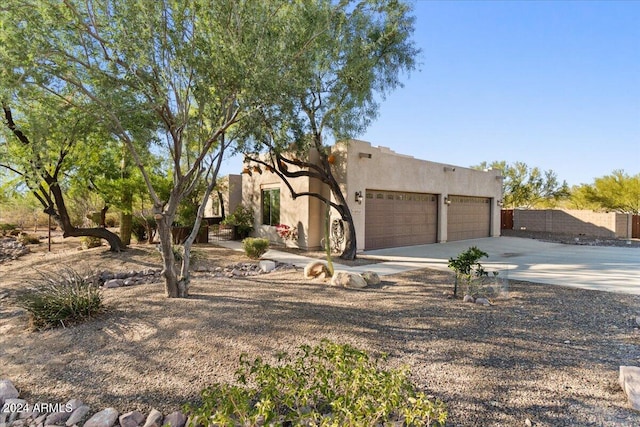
[448,246,489,297]
[244,0,419,260]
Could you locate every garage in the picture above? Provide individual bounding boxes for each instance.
[447,195,491,241]
[365,190,438,250]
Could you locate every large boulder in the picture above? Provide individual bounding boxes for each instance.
[0,379,19,406]
[304,261,329,279]
[360,271,381,286]
[620,366,640,410]
[331,271,368,289]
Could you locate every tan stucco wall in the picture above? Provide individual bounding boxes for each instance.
[204,174,242,218]
[241,162,322,249]
[335,140,503,250]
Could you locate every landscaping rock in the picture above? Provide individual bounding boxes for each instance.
[304,261,329,279]
[360,271,381,286]
[620,366,640,410]
[0,379,19,405]
[83,408,119,427]
[0,238,30,263]
[463,295,475,303]
[2,398,27,423]
[475,298,491,306]
[119,411,145,427]
[142,409,163,427]
[45,398,82,426]
[66,406,91,426]
[259,260,276,273]
[331,271,367,289]
[103,279,124,289]
[162,412,186,427]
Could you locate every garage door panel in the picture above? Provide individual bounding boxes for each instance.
[365,190,438,250]
[447,196,491,241]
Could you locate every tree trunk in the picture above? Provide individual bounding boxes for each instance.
[156,214,180,297]
[340,217,357,260]
[45,182,125,252]
[119,191,133,245]
[100,205,109,228]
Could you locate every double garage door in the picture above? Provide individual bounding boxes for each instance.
[365,191,491,250]
[365,191,438,250]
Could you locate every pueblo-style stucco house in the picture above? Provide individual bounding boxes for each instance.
[242,140,503,252]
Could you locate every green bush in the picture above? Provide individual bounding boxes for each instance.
[222,205,255,239]
[448,246,489,297]
[80,235,102,249]
[0,223,18,236]
[16,268,104,330]
[18,233,40,245]
[242,237,269,259]
[184,340,447,426]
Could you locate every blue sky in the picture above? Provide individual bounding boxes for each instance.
[220,0,640,187]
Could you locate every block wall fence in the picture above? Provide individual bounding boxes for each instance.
[510,209,634,238]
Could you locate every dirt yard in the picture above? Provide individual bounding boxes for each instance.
[2,233,640,426]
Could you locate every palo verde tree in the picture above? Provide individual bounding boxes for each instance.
[1,0,332,297]
[474,161,570,209]
[582,170,640,214]
[0,92,126,251]
[243,0,419,260]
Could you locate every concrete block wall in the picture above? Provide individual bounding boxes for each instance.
[513,209,632,238]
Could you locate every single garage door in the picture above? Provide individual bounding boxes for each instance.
[365,190,438,250]
[447,196,491,241]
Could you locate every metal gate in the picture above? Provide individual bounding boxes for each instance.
[501,209,514,230]
[633,215,640,238]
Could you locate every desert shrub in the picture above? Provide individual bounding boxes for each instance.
[242,237,269,259]
[18,233,40,245]
[448,246,489,297]
[16,268,104,330]
[105,213,119,228]
[80,235,102,249]
[184,340,447,426]
[0,223,18,236]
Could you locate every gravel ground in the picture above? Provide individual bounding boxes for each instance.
[1,240,640,426]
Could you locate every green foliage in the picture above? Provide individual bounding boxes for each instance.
[16,268,104,330]
[184,340,447,426]
[18,233,41,245]
[474,161,570,208]
[241,238,269,259]
[132,215,157,243]
[585,170,640,214]
[448,246,489,297]
[80,235,102,249]
[222,205,255,237]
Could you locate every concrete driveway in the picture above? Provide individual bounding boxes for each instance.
[362,237,640,295]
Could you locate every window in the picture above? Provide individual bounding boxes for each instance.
[262,188,280,225]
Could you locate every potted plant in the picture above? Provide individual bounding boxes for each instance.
[222,205,255,240]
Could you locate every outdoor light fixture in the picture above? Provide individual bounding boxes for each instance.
[497,199,504,207]
[443,166,456,172]
[444,197,452,205]
[355,191,363,204]
[359,152,372,159]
